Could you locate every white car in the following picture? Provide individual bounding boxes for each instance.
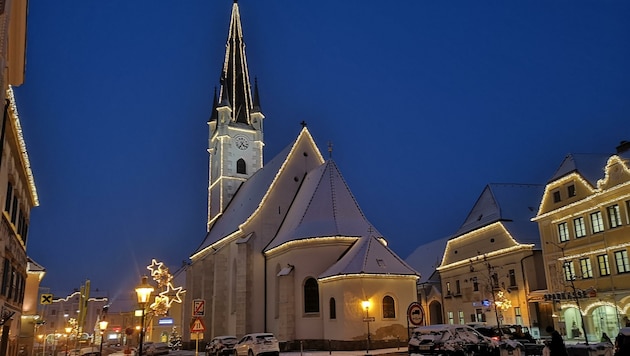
[234,333,279,356]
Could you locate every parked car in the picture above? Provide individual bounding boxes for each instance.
[408,324,498,356]
[234,333,279,356]
[206,336,238,356]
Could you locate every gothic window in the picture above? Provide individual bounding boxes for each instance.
[383,295,395,319]
[304,278,319,313]
[329,298,336,319]
[236,159,246,174]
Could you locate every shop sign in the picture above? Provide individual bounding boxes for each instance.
[543,288,596,301]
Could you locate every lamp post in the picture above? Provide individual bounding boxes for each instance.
[99,321,108,356]
[64,327,72,356]
[546,241,589,345]
[135,276,154,356]
[362,300,371,354]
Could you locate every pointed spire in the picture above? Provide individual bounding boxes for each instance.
[220,1,254,125]
[252,77,261,112]
[209,87,218,122]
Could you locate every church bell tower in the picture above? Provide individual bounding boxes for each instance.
[207,1,265,231]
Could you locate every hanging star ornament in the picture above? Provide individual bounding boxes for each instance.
[159,282,185,307]
[147,259,165,277]
[144,259,186,315]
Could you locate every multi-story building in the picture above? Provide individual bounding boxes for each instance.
[533,142,630,342]
[0,1,39,356]
[435,184,548,336]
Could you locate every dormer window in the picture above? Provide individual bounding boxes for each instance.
[552,190,561,203]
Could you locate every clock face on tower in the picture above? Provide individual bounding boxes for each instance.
[234,135,249,150]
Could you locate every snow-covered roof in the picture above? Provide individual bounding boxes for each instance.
[405,236,449,283]
[548,153,611,186]
[192,142,293,255]
[319,235,419,279]
[453,183,544,245]
[266,160,380,250]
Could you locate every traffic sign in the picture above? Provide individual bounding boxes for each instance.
[192,299,205,317]
[190,317,206,333]
[40,294,53,305]
[407,302,424,326]
[363,317,375,322]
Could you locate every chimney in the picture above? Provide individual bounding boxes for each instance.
[616,141,630,154]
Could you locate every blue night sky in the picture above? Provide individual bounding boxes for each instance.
[13,1,630,305]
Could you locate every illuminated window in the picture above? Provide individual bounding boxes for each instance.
[580,258,593,279]
[447,311,454,324]
[614,250,630,274]
[236,158,246,174]
[590,211,604,233]
[329,298,336,319]
[567,184,576,197]
[514,307,523,326]
[607,205,622,228]
[303,278,319,313]
[557,222,569,242]
[446,282,451,295]
[458,311,465,324]
[574,217,586,238]
[553,190,561,203]
[382,296,395,318]
[563,261,576,281]
[598,255,610,276]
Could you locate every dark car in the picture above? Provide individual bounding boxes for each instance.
[206,336,238,356]
[408,324,498,355]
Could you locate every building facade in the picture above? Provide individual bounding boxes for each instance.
[435,184,548,336]
[185,2,419,347]
[533,143,630,342]
[0,1,39,356]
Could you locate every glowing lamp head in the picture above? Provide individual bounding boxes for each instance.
[361,300,371,310]
[99,320,109,332]
[65,327,72,334]
[135,276,154,306]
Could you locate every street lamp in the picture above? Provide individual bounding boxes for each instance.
[546,241,589,345]
[135,276,154,356]
[362,300,371,354]
[99,320,108,356]
[65,327,72,356]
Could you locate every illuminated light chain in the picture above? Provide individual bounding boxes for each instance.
[193,128,325,260]
[535,173,595,218]
[549,191,630,224]
[319,273,418,283]
[264,236,358,257]
[6,86,39,206]
[582,300,622,315]
[556,241,630,261]
[438,222,534,271]
[597,156,630,190]
[534,169,630,221]
[145,259,186,316]
[52,291,108,303]
[494,291,512,311]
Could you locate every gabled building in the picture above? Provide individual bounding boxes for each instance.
[435,184,547,335]
[532,142,630,342]
[185,2,418,346]
[0,1,39,356]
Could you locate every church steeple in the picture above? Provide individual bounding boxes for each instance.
[220,1,256,125]
[207,1,265,231]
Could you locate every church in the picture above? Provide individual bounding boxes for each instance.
[184,2,419,345]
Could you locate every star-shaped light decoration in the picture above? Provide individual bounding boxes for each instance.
[144,259,186,316]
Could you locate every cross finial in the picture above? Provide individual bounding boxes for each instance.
[300,120,307,128]
[367,226,374,236]
[327,141,333,159]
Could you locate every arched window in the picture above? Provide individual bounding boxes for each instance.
[237,159,246,174]
[329,298,336,319]
[383,295,396,318]
[304,278,319,313]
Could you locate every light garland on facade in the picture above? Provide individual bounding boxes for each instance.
[534,165,630,221]
[319,273,418,283]
[264,236,357,256]
[549,192,630,224]
[6,86,39,206]
[52,291,108,303]
[535,173,595,218]
[582,300,621,315]
[437,222,534,271]
[557,241,630,261]
[597,156,630,189]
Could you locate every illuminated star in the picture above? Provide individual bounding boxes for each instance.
[147,259,164,276]
[159,282,185,307]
